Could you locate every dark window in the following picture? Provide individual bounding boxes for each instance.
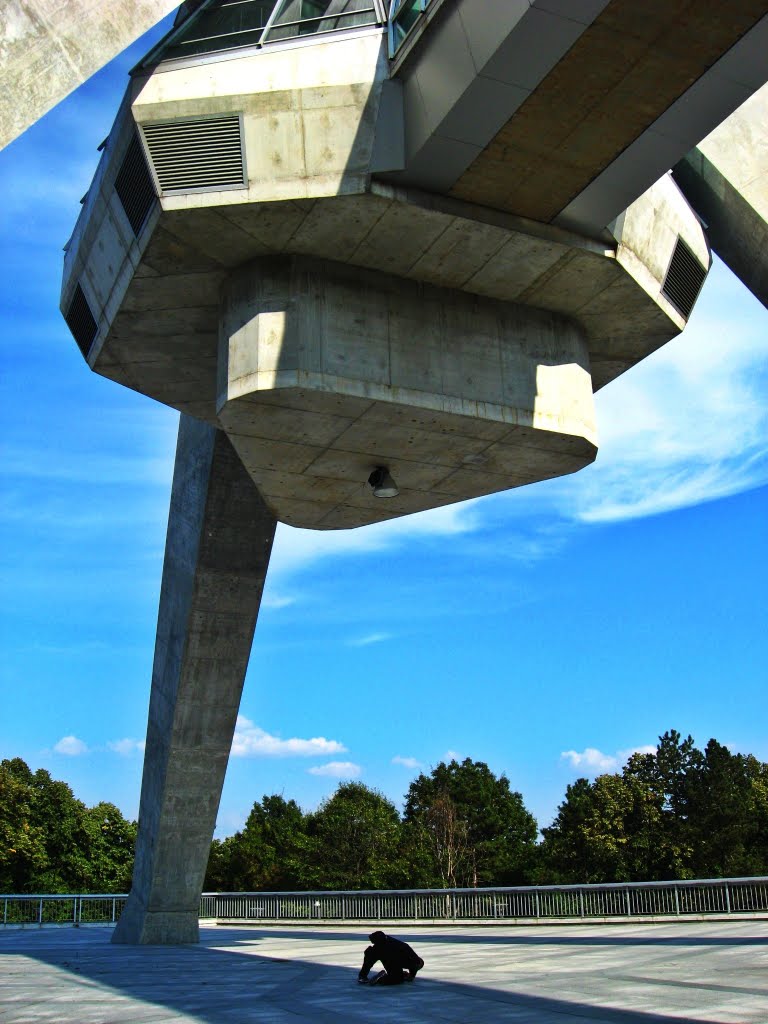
[65,284,98,359]
[114,132,156,236]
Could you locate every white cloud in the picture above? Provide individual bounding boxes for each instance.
[443,750,463,763]
[261,593,296,610]
[561,745,656,775]
[268,502,477,578]
[307,761,361,778]
[54,735,88,756]
[231,716,347,758]
[565,272,768,524]
[108,738,145,756]
[392,755,424,770]
[348,632,392,647]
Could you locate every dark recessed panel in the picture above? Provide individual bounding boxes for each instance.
[65,284,98,358]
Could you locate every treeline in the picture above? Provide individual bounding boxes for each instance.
[0,757,136,893]
[204,731,768,890]
[2,731,767,894]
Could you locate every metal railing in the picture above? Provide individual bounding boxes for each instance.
[140,0,390,68]
[208,877,768,923]
[4,878,766,928]
[2,894,128,927]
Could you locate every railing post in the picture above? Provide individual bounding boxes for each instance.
[674,884,680,917]
[535,891,540,919]
[38,897,43,926]
[112,898,116,923]
[725,882,731,914]
[625,888,631,917]
[579,889,584,918]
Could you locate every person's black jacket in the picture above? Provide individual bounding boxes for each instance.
[358,931,423,982]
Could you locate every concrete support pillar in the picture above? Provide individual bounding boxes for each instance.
[113,415,276,945]
[673,85,768,309]
[0,0,180,150]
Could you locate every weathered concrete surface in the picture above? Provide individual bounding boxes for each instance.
[0,0,178,151]
[112,416,276,945]
[219,255,597,529]
[434,0,768,234]
[2,920,767,1022]
[673,84,768,309]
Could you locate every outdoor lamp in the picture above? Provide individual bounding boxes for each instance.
[368,466,399,497]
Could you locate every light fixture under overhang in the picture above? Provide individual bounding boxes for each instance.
[368,466,399,498]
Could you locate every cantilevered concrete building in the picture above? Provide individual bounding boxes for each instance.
[60,0,768,943]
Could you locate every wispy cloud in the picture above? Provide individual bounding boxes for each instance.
[307,761,361,778]
[392,755,424,770]
[560,744,656,775]
[348,632,392,647]
[231,716,347,758]
[261,593,296,610]
[565,279,768,523]
[269,502,477,578]
[443,749,463,763]
[107,738,145,756]
[53,735,88,756]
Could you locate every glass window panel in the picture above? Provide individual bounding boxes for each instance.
[161,0,278,59]
[266,0,377,41]
[391,0,421,49]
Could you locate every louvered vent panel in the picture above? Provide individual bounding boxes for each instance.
[661,236,707,319]
[114,132,156,235]
[142,115,245,193]
[65,284,98,358]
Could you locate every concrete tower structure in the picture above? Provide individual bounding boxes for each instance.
[60,0,768,944]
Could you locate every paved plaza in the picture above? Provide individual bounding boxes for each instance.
[0,919,766,1023]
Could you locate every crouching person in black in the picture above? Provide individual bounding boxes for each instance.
[358,931,424,986]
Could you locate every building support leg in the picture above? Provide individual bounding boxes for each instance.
[113,414,276,944]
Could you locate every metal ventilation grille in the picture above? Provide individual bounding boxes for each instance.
[661,236,707,319]
[114,132,156,235]
[141,115,246,193]
[65,284,98,358]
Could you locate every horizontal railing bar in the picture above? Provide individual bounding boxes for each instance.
[3,878,766,929]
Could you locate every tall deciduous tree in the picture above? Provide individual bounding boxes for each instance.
[302,782,404,890]
[0,759,136,893]
[404,759,537,887]
[204,794,306,891]
[540,732,768,883]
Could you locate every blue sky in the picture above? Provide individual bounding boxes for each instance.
[1,18,766,840]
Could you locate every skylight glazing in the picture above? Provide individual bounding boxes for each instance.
[145,0,388,64]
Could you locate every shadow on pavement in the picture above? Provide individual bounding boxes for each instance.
[208,924,768,948]
[1,924,758,1024]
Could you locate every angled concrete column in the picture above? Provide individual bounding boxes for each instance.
[1,0,181,150]
[673,85,768,309]
[113,415,276,945]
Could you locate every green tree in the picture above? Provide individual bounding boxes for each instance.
[302,782,404,890]
[541,732,768,884]
[78,803,136,891]
[404,759,537,887]
[205,794,306,891]
[686,740,768,878]
[624,730,701,878]
[0,759,47,891]
[538,773,664,883]
[0,758,137,893]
